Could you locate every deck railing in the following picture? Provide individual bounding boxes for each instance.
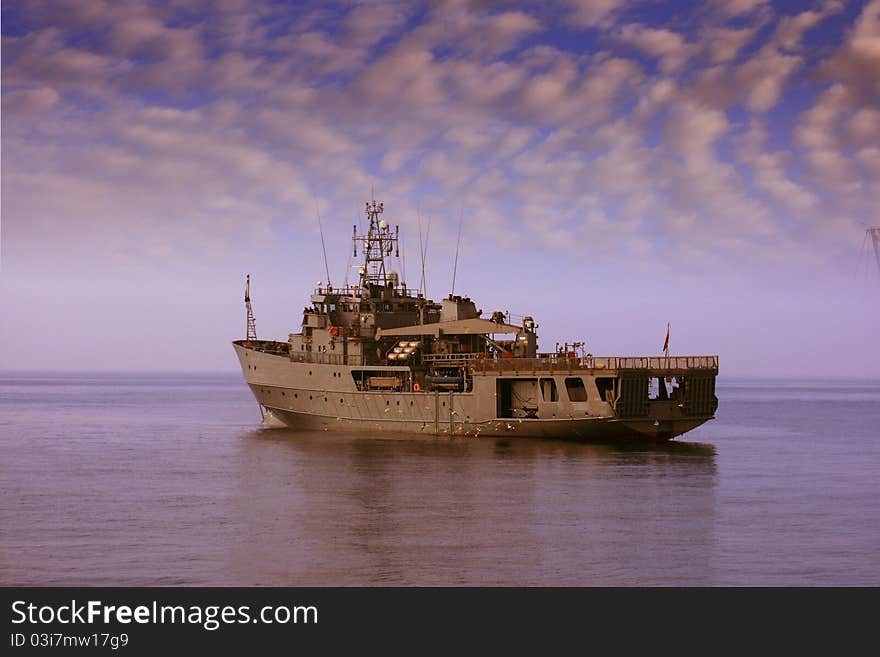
[245,341,718,372]
[471,354,719,373]
[289,352,365,366]
[422,353,485,362]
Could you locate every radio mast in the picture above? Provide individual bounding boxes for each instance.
[353,200,399,289]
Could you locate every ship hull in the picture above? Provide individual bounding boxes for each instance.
[234,342,715,442]
[256,404,708,441]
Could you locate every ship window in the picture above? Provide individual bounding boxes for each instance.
[596,377,616,402]
[540,378,558,402]
[383,302,392,312]
[648,377,670,401]
[360,302,372,312]
[328,303,336,313]
[565,377,587,402]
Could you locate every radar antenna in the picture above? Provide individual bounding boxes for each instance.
[244,274,257,343]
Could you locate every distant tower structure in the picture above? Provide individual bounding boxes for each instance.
[869,228,880,276]
[245,274,257,342]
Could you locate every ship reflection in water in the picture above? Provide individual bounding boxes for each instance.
[229,429,717,586]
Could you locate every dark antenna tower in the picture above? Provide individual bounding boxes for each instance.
[868,228,880,276]
[244,274,257,343]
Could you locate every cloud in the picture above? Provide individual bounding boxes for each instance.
[774,1,843,51]
[1,0,876,281]
[1,86,60,113]
[819,0,880,102]
[711,0,771,19]
[795,0,880,206]
[614,24,695,73]
[701,26,759,64]
[737,121,819,210]
[566,0,626,28]
[341,1,411,49]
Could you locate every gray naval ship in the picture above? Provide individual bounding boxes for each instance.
[234,200,718,441]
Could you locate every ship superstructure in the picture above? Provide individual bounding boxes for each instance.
[233,200,718,441]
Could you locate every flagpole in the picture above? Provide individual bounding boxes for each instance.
[663,322,670,366]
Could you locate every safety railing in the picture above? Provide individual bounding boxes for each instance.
[422,353,485,362]
[288,352,365,366]
[472,355,718,373]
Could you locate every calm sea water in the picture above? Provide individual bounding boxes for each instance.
[1,373,878,586]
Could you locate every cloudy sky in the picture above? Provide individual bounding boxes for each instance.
[2,0,879,376]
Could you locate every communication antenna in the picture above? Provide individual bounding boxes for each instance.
[244,274,257,342]
[353,199,398,287]
[314,198,332,289]
[418,211,431,297]
[400,234,407,287]
[451,207,464,296]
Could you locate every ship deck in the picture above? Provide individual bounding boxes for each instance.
[233,340,718,376]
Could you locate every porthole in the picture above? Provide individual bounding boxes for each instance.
[340,398,344,404]
[309,370,312,376]
[294,393,298,399]
[309,395,313,400]
[386,400,390,406]
[410,401,414,406]
[324,397,328,402]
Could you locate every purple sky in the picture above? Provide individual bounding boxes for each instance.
[2,0,879,377]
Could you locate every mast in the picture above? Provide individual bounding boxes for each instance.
[353,200,399,289]
[244,274,257,342]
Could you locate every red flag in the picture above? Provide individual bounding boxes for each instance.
[662,323,670,353]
